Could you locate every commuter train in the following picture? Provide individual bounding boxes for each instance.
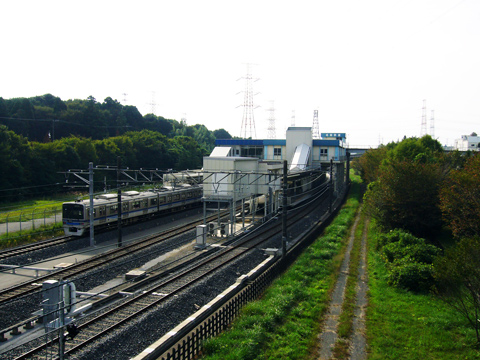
[62,185,203,236]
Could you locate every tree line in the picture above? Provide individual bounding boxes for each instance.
[0,94,233,200]
[0,94,231,144]
[353,135,480,341]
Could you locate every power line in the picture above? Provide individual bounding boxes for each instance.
[0,116,131,129]
[0,182,65,193]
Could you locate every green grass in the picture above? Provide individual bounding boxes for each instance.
[366,223,480,360]
[0,223,64,249]
[200,180,363,360]
[0,199,64,224]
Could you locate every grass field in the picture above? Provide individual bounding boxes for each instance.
[366,224,480,360]
[0,199,64,224]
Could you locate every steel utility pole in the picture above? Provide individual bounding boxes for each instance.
[89,162,95,247]
[282,160,288,257]
[117,157,122,247]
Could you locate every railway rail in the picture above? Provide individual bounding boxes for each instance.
[9,185,331,359]
[0,236,75,263]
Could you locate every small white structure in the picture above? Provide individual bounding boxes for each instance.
[455,133,480,151]
[203,156,282,201]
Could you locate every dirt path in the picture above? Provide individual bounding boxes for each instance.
[350,220,369,360]
[317,211,369,360]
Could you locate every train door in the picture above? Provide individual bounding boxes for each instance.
[98,206,106,223]
[122,201,130,218]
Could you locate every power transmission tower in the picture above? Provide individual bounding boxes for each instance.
[291,110,296,127]
[238,63,259,139]
[267,100,276,139]
[312,109,320,139]
[122,93,128,105]
[148,91,157,115]
[430,110,435,138]
[421,99,427,137]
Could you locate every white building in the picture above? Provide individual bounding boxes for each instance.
[454,133,480,151]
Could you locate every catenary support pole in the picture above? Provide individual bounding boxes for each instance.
[282,160,287,257]
[89,162,95,246]
[117,156,122,247]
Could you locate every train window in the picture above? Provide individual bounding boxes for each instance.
[151,198,158,206]
[110,205,118,214]
[159,197,166,204]
[123,202,129,211]
[133,201,140,209]
[173,195,180,201]
[142,200,148,208]
[63,204,84,220]
[181,193,186,199]
[167,196,172,202]
[99,206,106,216]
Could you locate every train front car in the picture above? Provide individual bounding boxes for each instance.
[62,201,88,236]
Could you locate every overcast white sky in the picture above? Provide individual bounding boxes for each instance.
[2,0,479,147]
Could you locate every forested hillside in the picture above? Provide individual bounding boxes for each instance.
[0,94,232,200]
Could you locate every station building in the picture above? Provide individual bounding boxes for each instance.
[213,128,348,170]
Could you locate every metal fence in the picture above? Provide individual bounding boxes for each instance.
[0,208,62,238]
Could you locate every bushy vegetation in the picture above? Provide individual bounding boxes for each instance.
[367,226,480,359]
[374,229,439,293]
[0,94,232,145]
[354,136,480,342]
[0,94,232,200]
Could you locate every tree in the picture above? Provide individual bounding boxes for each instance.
[213,128,232,140]
[0,125,31,197]
[352,146,387,184]
[364,159,443,238]
[434,237,480,343]
[362,136,446,238]
[439,154,480,239]
[170,136,204,170]
[125,130,173,169]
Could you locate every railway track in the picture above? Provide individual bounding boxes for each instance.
[0,236,75,262]
[0,211,229,306]
[12,186,331,359]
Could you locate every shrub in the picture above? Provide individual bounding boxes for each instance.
[376,228,420,250]
[387,257,435,292]
[376,228,439,293]
[381,240,440,264]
